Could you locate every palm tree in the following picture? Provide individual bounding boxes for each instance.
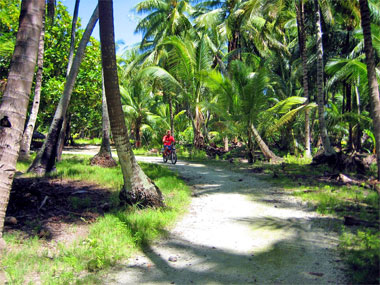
[28,5,99,175]
[99,0,164,207]
[295,0,311,157]
[56,0,81,161]
[91,72,116,167]
[19,17,46,160]
[141,33,215,148]
[359,0,380,179]
[314,0,335,155]
[205,59,281,160]
[135,0,193,52]
[0,0,45,249]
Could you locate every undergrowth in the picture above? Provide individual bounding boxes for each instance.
[2,155,191,284]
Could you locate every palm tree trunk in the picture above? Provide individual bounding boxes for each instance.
[19,17,46,160]
[28,5,99,175]
[314,0,335,156]
[91,73,116,167]
[296,0,311,158]
[192,106,204,148]
[250,124,282,161]
[56,0,80,162]
[359,0,380,180]
[0,0,45,248]
[66,0,80,76]
[99,0,164,207]
[224,136,229,152]
[168,92,174,135]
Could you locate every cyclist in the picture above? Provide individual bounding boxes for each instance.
[162,130,175,156]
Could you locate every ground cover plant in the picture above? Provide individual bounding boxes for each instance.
[243,156,380,284]
[0,155,191,284]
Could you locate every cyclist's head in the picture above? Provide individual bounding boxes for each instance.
[166,130,171,136]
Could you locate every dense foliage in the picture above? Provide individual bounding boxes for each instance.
[0,1,102,137]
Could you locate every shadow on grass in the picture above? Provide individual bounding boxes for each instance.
[5,177,116,240]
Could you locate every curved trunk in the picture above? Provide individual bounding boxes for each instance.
[314,0,335,156]
[99,0,164,207]
[296,0,311,158]
[56,0,80,161]
[28,6,99,175]
[0,0,45,248]
[66,0,80,76]
[250,124,281,161]
[19,18,46,160]
[359,0,380,180]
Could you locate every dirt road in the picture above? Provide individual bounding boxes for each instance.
[105,156,347,284]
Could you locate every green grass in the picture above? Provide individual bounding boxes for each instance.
[72,138,102,145]
[2,155,191,284]
[250,157,379,284]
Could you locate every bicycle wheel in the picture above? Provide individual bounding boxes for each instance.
[163,153,168,163]
[171,152,177,164]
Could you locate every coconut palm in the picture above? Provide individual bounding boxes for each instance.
[359,0,380,179]
[0,0,45,249]
[19,18,46,160]
[314,0,335,155]
[135,0,193,50]
[140,33,214,148]
[28,5,99,175]
[98,0,164,207]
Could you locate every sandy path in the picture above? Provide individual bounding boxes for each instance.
[104,156,347,284]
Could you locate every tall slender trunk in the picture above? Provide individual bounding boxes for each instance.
[345,83,353,150]
[192,106,204,148]
[99,0,164,207]
[314,0,335,156]
[355,86,362,150]
[28,6,99,175]
[56,0,80,161]
[296,0,311,157]
[66,0,80,76]
[91,73,116,167]
[168,92,174,135]
[359,0,380,180]
[56,113,69,162]
[99,73,113,156]
[249,124,282,161]
[19,17,46,160]
[0,0,45,248]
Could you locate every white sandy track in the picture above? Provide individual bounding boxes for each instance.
[103,156,347,285]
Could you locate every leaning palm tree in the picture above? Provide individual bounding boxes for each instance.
[359,0,380,180]
[28,5,99,175]
[0,0,45,249]
[99,0,164,207]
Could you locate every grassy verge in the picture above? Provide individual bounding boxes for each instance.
[246,156,379,284]
[1,155,191,284]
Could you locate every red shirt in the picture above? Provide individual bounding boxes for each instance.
[163,135,175,146]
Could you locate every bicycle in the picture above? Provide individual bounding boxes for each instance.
[162,144,177,164]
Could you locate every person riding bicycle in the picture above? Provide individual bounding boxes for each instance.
[162,130,175,156]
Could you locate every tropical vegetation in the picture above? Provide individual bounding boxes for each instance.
[0,0,379,283]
